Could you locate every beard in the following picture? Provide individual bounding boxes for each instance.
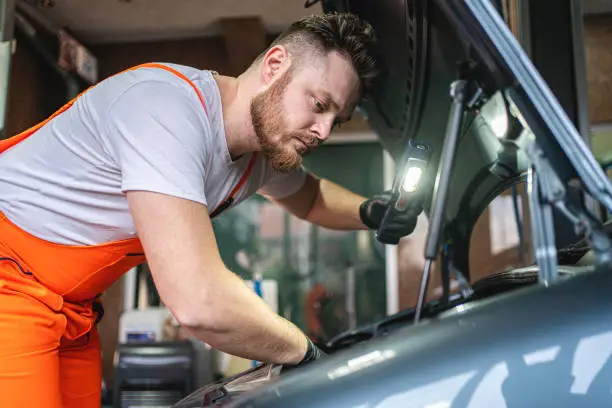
[250,68,314,173]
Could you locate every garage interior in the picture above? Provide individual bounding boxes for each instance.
[0,0,611,406]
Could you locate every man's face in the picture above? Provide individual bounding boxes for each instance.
[250,50,361,172]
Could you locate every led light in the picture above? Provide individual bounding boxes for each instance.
[402,166,423,192]
[480,92,511,139]
[490,113,509,138]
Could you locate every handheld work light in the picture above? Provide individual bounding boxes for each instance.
[376,140,432,245]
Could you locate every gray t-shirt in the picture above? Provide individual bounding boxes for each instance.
[0,63,306,245]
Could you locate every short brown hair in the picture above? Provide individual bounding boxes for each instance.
[260,12,380,99]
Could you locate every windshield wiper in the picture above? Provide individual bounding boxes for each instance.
[521,133,612,281]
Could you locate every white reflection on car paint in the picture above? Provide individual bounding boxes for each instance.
[523,345,561,366]
[365,330,612,408]
[571,331,612,394]
[467,362,509,408]
[327,350,397,380]
[375,371,477,408]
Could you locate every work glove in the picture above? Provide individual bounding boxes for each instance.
[359,190,422,242]
[299,336,325,365]
[282,337,326,373]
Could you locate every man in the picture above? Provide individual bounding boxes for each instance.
[0,12,419,408]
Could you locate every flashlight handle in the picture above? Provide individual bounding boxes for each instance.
[376,140,431,246]
[376,204,401,245]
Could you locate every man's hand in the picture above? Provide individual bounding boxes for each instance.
[359,190,421,242]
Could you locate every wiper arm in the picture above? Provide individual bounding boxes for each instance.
[526,162,559,285]
[524,137,612,283]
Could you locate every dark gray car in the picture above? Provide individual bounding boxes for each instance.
[173,0,612,406]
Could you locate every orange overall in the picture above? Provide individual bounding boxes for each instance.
[0,63,255,407]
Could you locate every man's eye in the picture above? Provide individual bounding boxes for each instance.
[313,98,325,112]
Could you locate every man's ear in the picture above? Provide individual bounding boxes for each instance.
[261,45,290,85]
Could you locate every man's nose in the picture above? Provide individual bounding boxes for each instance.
[312,119,334,142]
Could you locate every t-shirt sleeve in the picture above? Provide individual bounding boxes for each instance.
[258,165,308,199]
[103,80,210,206]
